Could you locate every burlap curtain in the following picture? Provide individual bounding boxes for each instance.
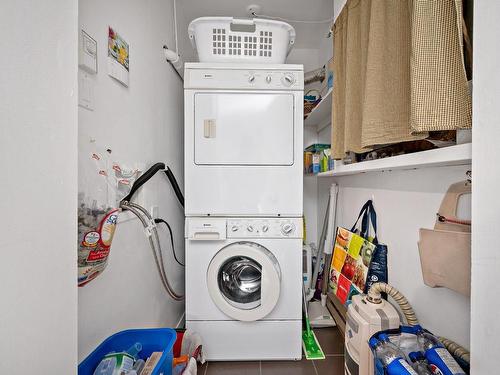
[410,0,472,132]
[332,0,471,159]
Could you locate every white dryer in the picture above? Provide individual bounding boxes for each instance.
[184,63,304,217]
[185,217,302,361]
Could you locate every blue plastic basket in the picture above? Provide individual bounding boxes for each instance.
[78,328,177,375]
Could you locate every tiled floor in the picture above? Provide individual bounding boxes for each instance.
[197,327,345,375]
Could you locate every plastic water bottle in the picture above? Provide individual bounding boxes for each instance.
[408,351,432,375]
[369,334,418,375]
[416,331,465,375]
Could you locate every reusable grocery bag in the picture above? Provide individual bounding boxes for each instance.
[329,200,386,305]
[361,202,388,295]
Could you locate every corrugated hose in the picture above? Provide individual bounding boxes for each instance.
[367,282,470,364]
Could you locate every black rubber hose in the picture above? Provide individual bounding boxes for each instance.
[121,162,166,204]
[154,218,185,267]
[164,167,184,207]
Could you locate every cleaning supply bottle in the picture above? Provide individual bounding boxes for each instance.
[132,359,145,374]
[172,355,189,375]
[370,335,418,375]
[416,331,466,375]
[93,342,142,375]
[408,351,432,375]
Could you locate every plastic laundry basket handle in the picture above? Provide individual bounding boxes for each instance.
[231,18,255,26]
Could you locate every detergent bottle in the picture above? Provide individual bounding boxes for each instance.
[416,331,465,375]
[93,342,142,375]
[370,335,418,375]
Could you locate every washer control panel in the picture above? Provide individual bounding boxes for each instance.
[226,218,302,238]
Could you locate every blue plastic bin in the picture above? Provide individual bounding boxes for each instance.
[78,328,177,375]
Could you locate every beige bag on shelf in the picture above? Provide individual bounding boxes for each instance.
[418,180,471,296]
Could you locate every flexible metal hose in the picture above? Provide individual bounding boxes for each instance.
[367,282,470,364]
[127,203,171,287]
[120,202,184,301]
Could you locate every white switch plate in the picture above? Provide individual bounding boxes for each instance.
[78,71,94,111]
[79,29,97,74]
[151,205,159,218]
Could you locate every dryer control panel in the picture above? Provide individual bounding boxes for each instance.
[226,218,302,239]
[184,63,304,91]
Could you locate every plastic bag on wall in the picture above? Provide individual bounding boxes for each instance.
[78,140,139,286]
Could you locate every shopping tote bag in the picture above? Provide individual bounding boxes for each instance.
[329,201,375,304]
[361,202,388,294]
[329,200,387,305]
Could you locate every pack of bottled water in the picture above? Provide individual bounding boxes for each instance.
[368,325,468,375]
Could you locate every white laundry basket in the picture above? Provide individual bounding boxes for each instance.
[188,17,296,64]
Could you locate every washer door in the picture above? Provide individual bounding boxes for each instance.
[207,242,281,321]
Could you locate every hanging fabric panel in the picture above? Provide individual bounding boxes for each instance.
[410,0,472,132]
[332,7,348,160]
[343,0,370,154]
[361,0,427,147]
[332,0,428,159]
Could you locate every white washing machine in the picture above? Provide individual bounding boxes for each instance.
[185,217,302,361]
[184,63,304,217]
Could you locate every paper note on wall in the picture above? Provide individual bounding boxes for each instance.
[108,26,129,86]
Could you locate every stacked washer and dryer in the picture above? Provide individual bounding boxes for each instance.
[184,18,304,361]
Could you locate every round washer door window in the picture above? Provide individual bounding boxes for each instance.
[207,242,281,321]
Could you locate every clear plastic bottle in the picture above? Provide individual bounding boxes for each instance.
[416,331,465,375]
[369,334,418,375]
[408,351,432,375]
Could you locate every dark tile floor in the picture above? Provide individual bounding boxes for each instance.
[198,327,344,375]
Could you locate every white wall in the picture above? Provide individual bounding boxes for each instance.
[319,165,471,347]
[471,1,500,373]
[0,1,78,373]
[304,127,320,245]
[78,0,185,360]
[287,48,321,72]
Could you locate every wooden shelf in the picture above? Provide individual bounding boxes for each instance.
[318,143,472,177]
[304,88,332,127]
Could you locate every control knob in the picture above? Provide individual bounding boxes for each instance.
[281,223,295,236]
[262,225,269,233]
[266,75,272,83]
[231,225,239,232]
[248,75,256,83]
[281,73,295,87]
[247,225,254,232]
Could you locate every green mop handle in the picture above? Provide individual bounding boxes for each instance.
[302,282,312,337]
